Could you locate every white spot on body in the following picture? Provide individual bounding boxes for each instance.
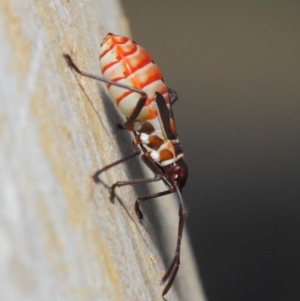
[133,122,142,131]
[140,133,149,144]
[150,151,160,161]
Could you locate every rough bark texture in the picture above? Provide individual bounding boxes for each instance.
[0,0,206,300]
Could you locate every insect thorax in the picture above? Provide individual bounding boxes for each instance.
[133,119,184,166]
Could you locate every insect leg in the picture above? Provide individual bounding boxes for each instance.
[168,88,178,105]
[92,141,141,183]
[134,190,172,219]
[109,152,172,200]
[162,185,187,296]
[64,54,145,97]
[63,54,148,130]
[109,174,163,201]
[121,93,148,129]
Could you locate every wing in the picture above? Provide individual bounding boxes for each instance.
[155,92,178,140]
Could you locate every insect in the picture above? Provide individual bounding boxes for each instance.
[64,33,188,296]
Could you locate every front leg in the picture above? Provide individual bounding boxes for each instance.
[109,152,172,200]
[135,190,172,219]
[92,141,141,183]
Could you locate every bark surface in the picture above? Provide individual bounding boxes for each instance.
[0,1,206,300]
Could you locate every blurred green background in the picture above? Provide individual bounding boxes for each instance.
[120,1,300,300]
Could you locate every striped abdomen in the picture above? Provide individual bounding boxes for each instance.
[99,33,183,166]
[99,33,169,122]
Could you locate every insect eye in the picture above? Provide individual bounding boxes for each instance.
[170,160,188,188]
[172,165,182,174]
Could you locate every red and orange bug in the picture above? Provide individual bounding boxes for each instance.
[64,33,188,296]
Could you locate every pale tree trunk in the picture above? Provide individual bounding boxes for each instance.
[0,0,207,300]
